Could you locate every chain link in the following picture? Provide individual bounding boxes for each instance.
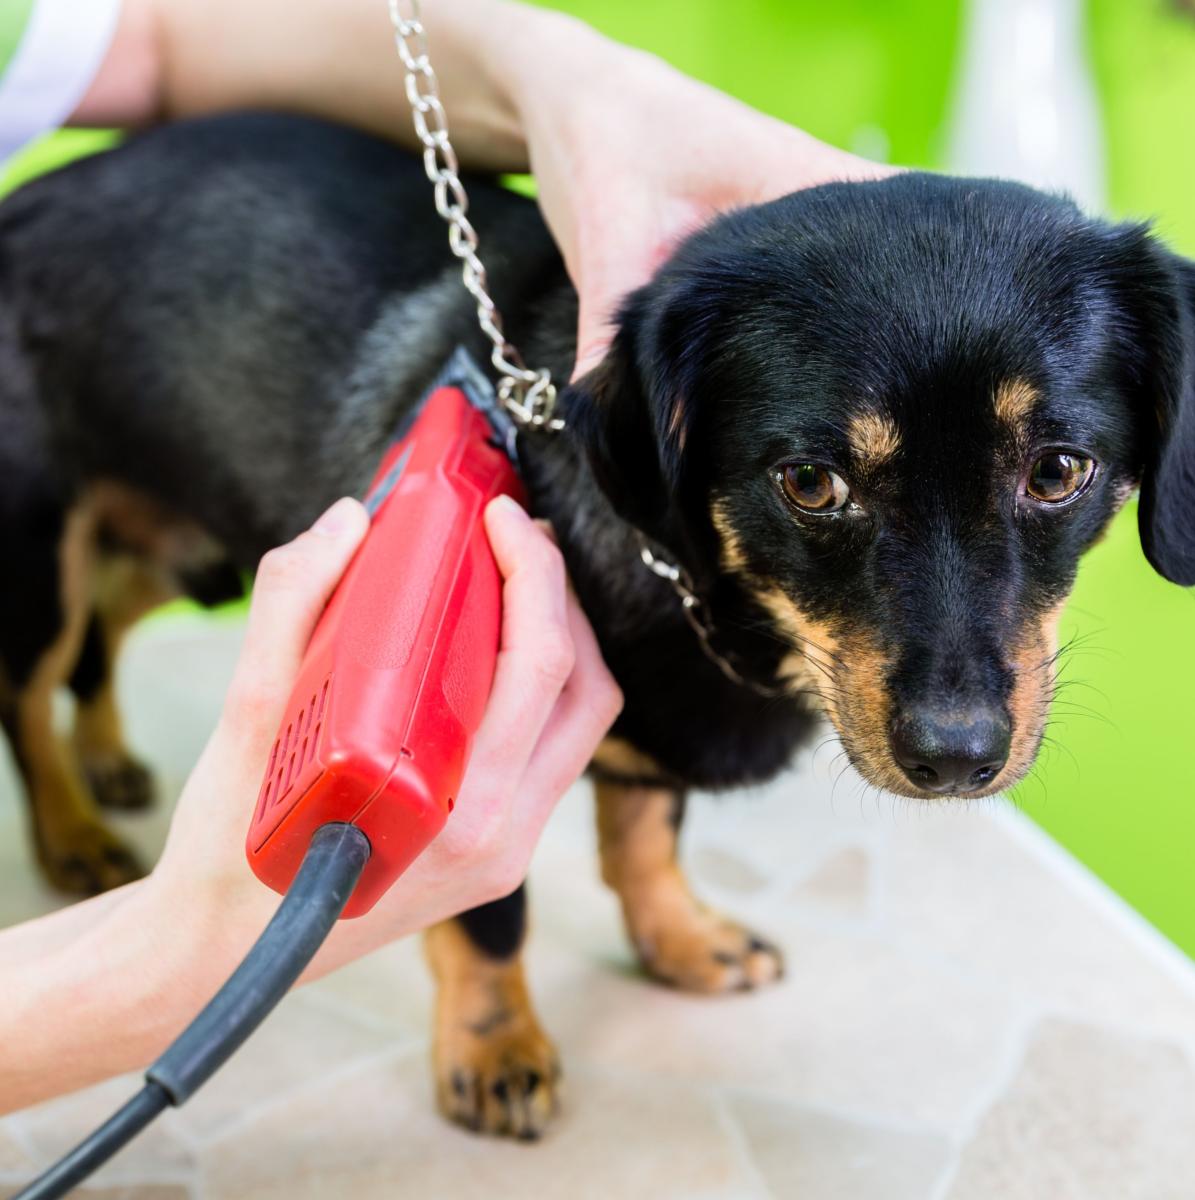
[636,536,786,698]
[387,0,562,430]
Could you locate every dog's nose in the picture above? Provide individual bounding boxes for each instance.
[890,705,1011,795]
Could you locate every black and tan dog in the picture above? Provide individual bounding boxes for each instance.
[1,113,1192,1137]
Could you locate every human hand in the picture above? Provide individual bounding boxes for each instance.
[507,16,897,378]
[149,494,621,976]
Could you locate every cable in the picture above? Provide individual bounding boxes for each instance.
[15,822,371,1200]
[11,1083,171,1199]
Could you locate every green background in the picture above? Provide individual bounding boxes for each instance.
[3,0,1193,953]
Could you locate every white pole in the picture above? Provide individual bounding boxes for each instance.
[947,0,1106,212]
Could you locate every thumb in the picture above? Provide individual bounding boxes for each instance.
[223,497,370,739]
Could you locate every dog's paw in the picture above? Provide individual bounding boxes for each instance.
[83,751,156,812]
[632,907,784,994]
[37,818,145,895]
[434,1017,562,1140]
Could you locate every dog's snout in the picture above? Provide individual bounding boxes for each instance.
[890,705,1011,795]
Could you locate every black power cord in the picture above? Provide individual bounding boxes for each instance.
[15,822,371,1200]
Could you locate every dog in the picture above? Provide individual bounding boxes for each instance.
[1,112,1192,1138]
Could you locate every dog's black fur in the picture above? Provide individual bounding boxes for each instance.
[1,113,826,791]
[2,112,1194,1132]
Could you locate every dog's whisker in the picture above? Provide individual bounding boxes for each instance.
[1038,727,1084,777]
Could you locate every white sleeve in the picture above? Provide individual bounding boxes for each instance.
[0,0,125,163]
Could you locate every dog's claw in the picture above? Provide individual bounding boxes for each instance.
[634,912,785,994]
[436,1027,561,1140]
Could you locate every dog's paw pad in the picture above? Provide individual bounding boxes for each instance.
[636,913,785,994]
[436,1024,561,1140]
[84,753,156,812]
[39,820,145,895]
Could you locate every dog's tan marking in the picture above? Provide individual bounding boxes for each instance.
[756,586,843,697]
[425,919,560,1139]
[596,778,783,992]
[848,411,901,469]
[994,379,1038,435]
[666,395,689,454]
[755,587,919,792]
[1000,599,1067,788]
[90,480,230,579]
[711,499,750,576]
[8,505,143,894]
[710,508,839,700]
[591,735,669,781]
[830,635,908,793]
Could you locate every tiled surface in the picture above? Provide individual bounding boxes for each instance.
[2,615,1194,1199]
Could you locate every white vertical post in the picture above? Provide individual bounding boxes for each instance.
[947,0,1106,212]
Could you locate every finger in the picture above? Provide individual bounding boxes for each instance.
[468,496,576,781]
[509,588,622,847]
[223,497,369,740]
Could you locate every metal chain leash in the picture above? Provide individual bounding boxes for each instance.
[388,0,785,696]
[387,0,562,430]
[636,536,786,698]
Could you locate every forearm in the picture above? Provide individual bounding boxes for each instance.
[75,0,609,173]
[0,885,138,969]
[0,877,271,1113]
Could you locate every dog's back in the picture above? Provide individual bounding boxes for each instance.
[0,112,569,559]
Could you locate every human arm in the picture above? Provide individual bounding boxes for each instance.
[0,495,621,1112]
[74,0,892,375]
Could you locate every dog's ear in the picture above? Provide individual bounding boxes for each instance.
[566,290,701,537]
[1134,251,1195,585]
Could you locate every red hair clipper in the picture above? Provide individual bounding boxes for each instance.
[245,348,523,916]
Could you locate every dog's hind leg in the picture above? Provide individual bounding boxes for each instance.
[0,501,144,894]
[70,558,176,812]
[424,887,561,1139]
[596,773,784,993]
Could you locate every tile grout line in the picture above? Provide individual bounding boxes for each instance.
[714,1083,976,1144]
[178,1038,426,1154]
[706,1087,778,1200]
[927,1006,1043,1200]
[296,979,426,1037]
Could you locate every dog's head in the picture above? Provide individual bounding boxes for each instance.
[570,173,1195,799]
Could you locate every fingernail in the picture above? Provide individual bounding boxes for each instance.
[487,494,528,524]
[312,496,356,536]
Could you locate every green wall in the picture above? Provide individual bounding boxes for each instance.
[1021,1,1195,954]
[3,0,1193,953]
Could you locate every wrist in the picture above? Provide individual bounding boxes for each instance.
[497,4,619,132]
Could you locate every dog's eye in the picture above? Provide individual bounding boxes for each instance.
[1025,452,1096,504]
[779,464,850,513]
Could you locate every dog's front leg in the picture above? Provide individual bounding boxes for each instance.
[424,887,560,1139]
[596,771,784,993]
